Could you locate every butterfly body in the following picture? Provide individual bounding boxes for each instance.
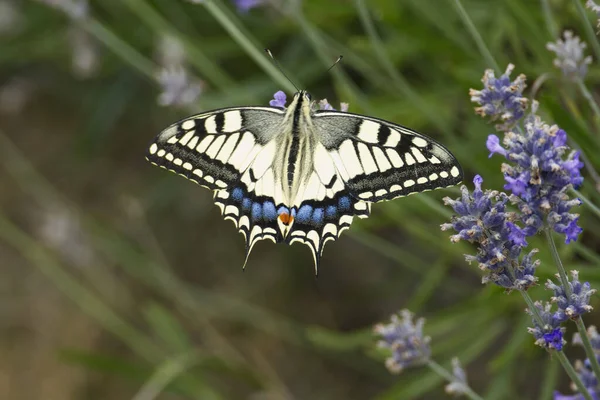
[146,91,463,271]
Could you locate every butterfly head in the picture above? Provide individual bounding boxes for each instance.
[293,90,312,103]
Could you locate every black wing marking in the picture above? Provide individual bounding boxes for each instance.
[313,111,463,202]
[146,107,287,266]
[146,107,284,190]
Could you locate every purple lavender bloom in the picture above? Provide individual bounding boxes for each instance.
[441,175,539,291]
[469,64,528,131]
[234,0,264,12]
[269,91,350,112]
[318,98,349,112]
[546,270,596,321]
[527,301,566,351]
[554,359,600,399]
[574,326,600,352]
[269,91,287,108]
[487,105,584,243]
[373,310,431,374]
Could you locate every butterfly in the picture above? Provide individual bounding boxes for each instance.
[146,90,463,272]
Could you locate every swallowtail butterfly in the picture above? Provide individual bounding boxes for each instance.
[146,91,463,272]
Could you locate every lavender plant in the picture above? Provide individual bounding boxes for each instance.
[439,58,598,399]
[374,310,483,400]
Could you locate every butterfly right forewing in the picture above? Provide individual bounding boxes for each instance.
[312,110,463,202]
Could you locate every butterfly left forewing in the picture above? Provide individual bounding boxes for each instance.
[146,107,285,189]
[312,111,463,202]
[146,107,287,264]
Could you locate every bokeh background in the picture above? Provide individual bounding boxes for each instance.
[1,0,600,399]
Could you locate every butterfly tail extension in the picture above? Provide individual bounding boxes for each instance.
[285,193,371,274]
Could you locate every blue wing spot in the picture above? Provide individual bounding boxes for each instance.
[296,205,313,223]
[339,196,351,211]
[263,201,277,220]
[312,208,324,224]
[251,202,262,221]
[325,205,337,218]
[278,206,290,215]
[232,187,244,202]
[242,198,252,211]
[291,207,297,218]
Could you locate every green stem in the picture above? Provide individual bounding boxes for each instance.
[576,78,600,123]
[119,0,238,94]
[540,0,559,38]
[574,317,600,384]
[426,360,484,400]
[353,0,450,136]
[202,0,297,93]
[556,351,594,400]
[573,0,600,63]
[85,19,156,80]
[520,283,593,400]
[519,289,545,327]
[573,189,600,219]
[544,225,572,297]
[543,225,600,386]
[450,0,501,72]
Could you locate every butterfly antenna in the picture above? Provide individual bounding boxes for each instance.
[265,49,299,92]
[326,55,343,73]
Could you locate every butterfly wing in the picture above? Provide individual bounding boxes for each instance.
[146,107,287,262]
[284,142,372,271]
[312,110,463,201]
[283,110,463,270]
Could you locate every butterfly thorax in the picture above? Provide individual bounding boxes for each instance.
[275,91,318,214]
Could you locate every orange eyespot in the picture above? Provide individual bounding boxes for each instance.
[278,213,294,225]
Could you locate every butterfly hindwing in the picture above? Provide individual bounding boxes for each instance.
[283,144,372,269]
[313,111,463,202]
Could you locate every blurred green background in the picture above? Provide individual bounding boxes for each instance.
[1,0,600,399]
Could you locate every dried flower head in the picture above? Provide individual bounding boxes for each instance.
[547,31,592,80]
[445,358,470,397]
[573,325,600,353]
[469,64,528,131]
[373,310,431,373]
[155,67,203,107]
[588,0,600,28]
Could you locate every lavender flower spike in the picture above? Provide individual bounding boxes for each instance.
[319,98,349,112]
[442,175,539,291]
[445,358,470,397]
[554,359,599,399]
[234,0,264,12]
[487,102,584,243]
[588,1,600,28]
[469,64,528,131]
[573,325,600,353]
[373,310,431,373]
[547,270,596,321]
[547,31,593,80]
[527,301,566,351]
